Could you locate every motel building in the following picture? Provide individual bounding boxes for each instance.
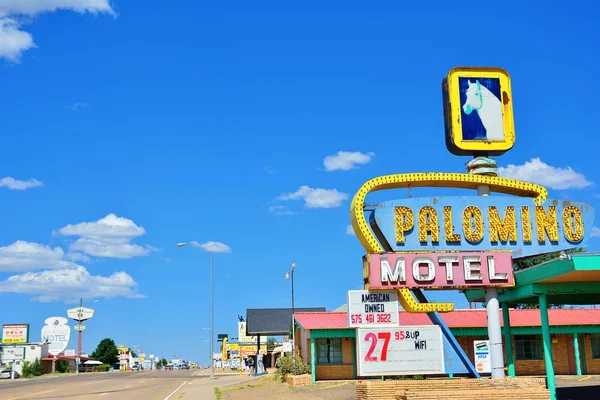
[291,307,600,382]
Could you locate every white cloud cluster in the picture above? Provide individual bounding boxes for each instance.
[346,225,355,235]
[278,186,348,208]
[591,227,600,238]
[59,213,150,259]
[0,266,142,302]
[0,176,43,190]
[0,0,114,62]
[498,158,591,190]
[189,241,232,253]
[0,213,152,302]
[268,205,295,216]
[323,151,374,171]
[0,241,77,272]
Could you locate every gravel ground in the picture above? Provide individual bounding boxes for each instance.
[218,376,356,400]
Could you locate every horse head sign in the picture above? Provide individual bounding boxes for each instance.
[41,317,71,356]
[443,67,515,155]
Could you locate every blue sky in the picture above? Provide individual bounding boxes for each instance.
[1,0,599,364]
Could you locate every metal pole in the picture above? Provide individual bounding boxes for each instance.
[76,297,82,375]
[539,294,556,400]
[291,269,295,355]
[501,302,515,377]
[210,251,215,379]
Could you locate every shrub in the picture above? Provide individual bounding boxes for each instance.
[22,358,43,377]
[56,360,70,373]
[276,354,310,376]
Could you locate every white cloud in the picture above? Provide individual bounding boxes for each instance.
[268,205,295,216]
[278,186,348,208]
[59,214,152,259]
[0,176,43,190]
[0,266,143,302]
[591,227,600,238]
[69,102,89,111]
[189,241,232,253]
[0,0,114,62]
[0,241,78,272]
[498,158,592,190]
[323,151,374,171]
[65,252,90,263]
[0,18,34,62]
[346,225,355,235]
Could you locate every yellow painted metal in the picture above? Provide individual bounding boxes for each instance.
[445,67,515,154]
[350,172,548,313]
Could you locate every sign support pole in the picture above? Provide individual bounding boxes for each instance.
[476,176,505,380]
[76,298,82,375]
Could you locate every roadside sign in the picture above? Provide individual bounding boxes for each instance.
[443,67,515,156]
[356,325,444,377]
[41,317,71,356]
[348,290,399,328]
[74,325,86,331]
[65,349,76,356]
[2,324,29,344]
[67,307,95,322]
[473,340,491,373]
[0,347,25,360]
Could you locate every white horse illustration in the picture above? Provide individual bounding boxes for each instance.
[462,80,504,141]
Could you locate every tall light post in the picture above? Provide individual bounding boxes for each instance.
[177,242,215,379]
[285,263,297,354]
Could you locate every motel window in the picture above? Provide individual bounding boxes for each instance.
[591,335,600,359]
[515,335,543,360]
[316,338,343,364]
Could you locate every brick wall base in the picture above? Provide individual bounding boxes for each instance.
[285,374,312,386]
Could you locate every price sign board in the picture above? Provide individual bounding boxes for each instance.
[356,325,444,376]
[348,290,399,328]
[2,324,29,344]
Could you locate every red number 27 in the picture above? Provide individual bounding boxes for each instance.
[364,332,391,362]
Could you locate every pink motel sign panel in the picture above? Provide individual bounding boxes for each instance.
[367,251,514,290]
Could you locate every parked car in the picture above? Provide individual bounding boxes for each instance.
[0,369,19,379]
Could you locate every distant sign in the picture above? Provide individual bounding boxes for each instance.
[41,317,71,356]
[2,324,29,344]
[443,67,515,156]
[473,340,491,373]
[65,349,76,357]
[348,290,399,328]
[74,325,86,331]
[371,197,594,259]
[367,251,514,290]
[0,347,25,360]
[356,326,444,377]
[67,307,95,322]
[237,322,266,344]
[218,334,228,341]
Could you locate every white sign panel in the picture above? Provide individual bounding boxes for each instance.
[0,347,25,360]
[473,340,491,374]
[41,317,71,356]
[65,349,76,357]
[67,307,95,322]
[2,324,28,344]
[348,290,399,328]
[237,322,267,344]
[356,326,444,377]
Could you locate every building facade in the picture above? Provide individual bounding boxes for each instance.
[292,309,600,382]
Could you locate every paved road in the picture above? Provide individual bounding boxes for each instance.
[0,369,256,400]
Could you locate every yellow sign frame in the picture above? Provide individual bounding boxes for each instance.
[350,172,547,313]
[444,67,515,155]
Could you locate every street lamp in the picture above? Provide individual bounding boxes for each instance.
[177,242,215,379]
[285,263,298,355]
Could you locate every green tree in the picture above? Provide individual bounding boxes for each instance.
[21,358,43,377]
[267,337,276,346]
[91,338,119,365]
[56,359,70,373]
[513,248,584,309]
[157,358,169,368]
[130,350,138,358]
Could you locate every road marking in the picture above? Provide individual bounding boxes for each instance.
[84,379,111,385]
[125,385,131,388]
[100,393,110,397]
[578,376,592,381]
[164,381,188,400]
[7,390,56,400]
